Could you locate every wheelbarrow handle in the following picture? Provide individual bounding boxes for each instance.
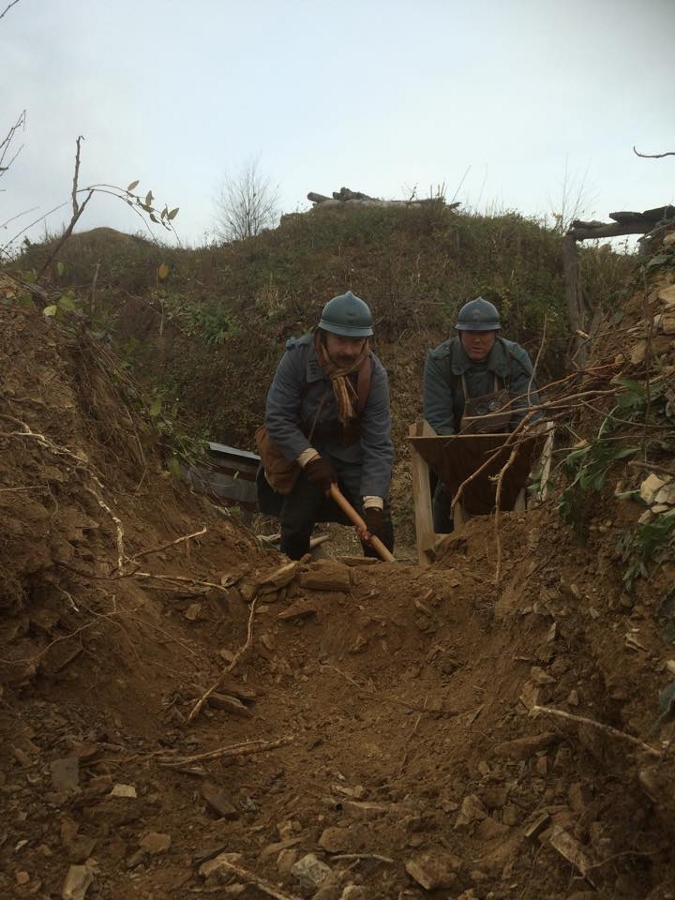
[329,484,396,563]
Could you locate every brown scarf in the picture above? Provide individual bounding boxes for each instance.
[314,330,370,424]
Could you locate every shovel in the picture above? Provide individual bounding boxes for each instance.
[329,484,396,563]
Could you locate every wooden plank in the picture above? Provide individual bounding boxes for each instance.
[408,421,438,567]
[533,421,555,502]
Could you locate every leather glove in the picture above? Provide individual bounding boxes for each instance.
[305,456,338,493]
[363,507,386,541]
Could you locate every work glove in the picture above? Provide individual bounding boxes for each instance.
[363,506,386,542]
[305,456,338,493]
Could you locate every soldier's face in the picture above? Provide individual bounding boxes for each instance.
[325,333,367,366]
[460,329,497,361]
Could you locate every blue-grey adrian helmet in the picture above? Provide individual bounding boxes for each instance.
[318,291,374,338]
[455,297,501,331]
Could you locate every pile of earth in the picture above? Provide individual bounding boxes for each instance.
[1,234,675,900]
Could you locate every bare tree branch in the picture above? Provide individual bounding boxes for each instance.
[0,109,26,179]
[633,145,675,159]
[72,135,84,216]
[38,136,93,279]
[215,158,279,242]
[0,0,21,20]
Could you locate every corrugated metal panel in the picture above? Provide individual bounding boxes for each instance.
[182,443,261,511]
[207,442,260,463]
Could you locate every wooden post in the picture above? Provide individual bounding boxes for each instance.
[408,421,438,567]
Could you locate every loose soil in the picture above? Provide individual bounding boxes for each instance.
[1,269,675,900]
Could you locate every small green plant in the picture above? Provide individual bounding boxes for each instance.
[557,419,638,537]
[163,296,237,346]
[146,389,207,476]
[42,287,82,319]
[657,587,675,644]
[559,374,675,581]
[615,511,675,591]
[557,377,674,539]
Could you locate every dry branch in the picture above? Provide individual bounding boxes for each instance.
[0,109,25,179]
[633,146,675,159]
[532,705,660,757]
[127,527,207,564]
[0,0,20,20]
[206,856,302,900]
[187,597,258,722]
[567,220,651,240]
[157,735,293,768]
[629,459,675,479]
[38,136,94,280]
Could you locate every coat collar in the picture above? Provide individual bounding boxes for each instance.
[305,347,325,383]
[450,335,510,378]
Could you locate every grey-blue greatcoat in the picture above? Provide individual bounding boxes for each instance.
[423,335,539,435]
[265,333,394,499]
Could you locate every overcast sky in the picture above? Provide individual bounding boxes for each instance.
[1,0,673,251]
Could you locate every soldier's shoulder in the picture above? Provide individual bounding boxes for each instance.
[285,332,313,351]
[500,338,533,369]
[427,337,454,361]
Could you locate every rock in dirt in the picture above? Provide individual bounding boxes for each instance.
[207,692,254,717]
[491,731,557,760]
[548,824,596,880]
[405,848,463,890]
[340,888,368,899]
[260,836,302,860]
[217,674,261,701]
[256,562,299,597]
[61,821,97,863]
[50,756,80,792]
[318,825,352,853]
[109,783,137,798]
[313,870,352,900]
[276,847,299,875]
[473,832,524,878]
[341,799,389,819]
[640,474,668,505]
[454,794,488,829]
[299,560,352,591]
[138,831,171,854]
[277,598,319,621]
[198,851,243,881]
[291,852,332,890]
[61,863,96,900]
[201,781,239,819]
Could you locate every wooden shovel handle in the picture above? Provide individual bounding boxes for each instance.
[329,484,396,563]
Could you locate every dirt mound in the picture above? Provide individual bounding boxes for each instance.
[1,253,675,900]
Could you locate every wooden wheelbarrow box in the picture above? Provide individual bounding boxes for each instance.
[407,421,549,566]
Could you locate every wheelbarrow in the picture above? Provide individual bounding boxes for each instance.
[407,420,551,567]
